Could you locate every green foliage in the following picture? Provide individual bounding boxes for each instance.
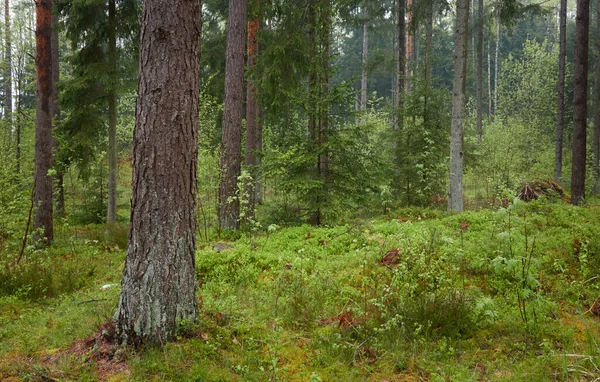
[0,155,30,250]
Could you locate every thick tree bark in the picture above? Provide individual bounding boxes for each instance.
[115,0,201,346]
[476,0,483,144]
[34,0,53,245]
[361,17,368,110]
[570,0,589,205]
[4,0,12,126]
[593,0,600,195]
[554,0,567,185]
[107,0,118,225]
[245,7,260,219]
[51,11,64,217]
[448,0,469,212]
[219,0,247,231]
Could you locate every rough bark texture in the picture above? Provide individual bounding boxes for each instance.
[476,0,483,144]
[570,0,589,205]
[107,0,118,224]
[115,0,201,346]
[219,0,247,231]
[34,0,53,245]
[554,0,567,185]
[4,0,12,124]
[361,17,368,110]
[448,0,469,212]
[51,11,63,217]
[245,9,260,219]
[593,0,600,195]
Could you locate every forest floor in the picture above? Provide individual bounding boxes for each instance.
[1,199,600,381]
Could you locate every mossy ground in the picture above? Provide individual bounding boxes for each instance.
[1,199,599,381]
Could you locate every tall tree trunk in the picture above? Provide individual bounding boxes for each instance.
[115,0,201,345]
[4,0,12,129]
[476,0,483,144]
[394,0,406,193]
[361,14,368,110]
[448,0,469,212]
[34,0,53,245]
[423,0,433,124]
[51,11,64,217]
[406,0,413,93]
[592,0,599,195]
[245,2,260,219]
[319,0,330,188]
[494,17,499,115]
[570,0,590,205]
[107,0,118,225]
[219,0,248,231]
[554,0,567,185]
[487,37,492,118]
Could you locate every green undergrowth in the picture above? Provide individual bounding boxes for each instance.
[1,199,600,381]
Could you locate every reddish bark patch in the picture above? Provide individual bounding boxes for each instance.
[380,248,400,266]
[320,310,355,328]
[50,322,129,379]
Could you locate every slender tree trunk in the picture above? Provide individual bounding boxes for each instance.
[592,0,600,195]
[554,0,567,185]
[406,0,413,93]
[476,0,483,144]
[361,15,368,110]
[423,0,433,125]
[487,37,492,118]
[570,0,589,205]
[15,62,21,174]
[115,0,201,345]
[51,10,64,217]
[245,3,260,219]
[319,0,330,188]
[394,0,406,193]
[448,0,469,212]
[34,0,53,245]
[494,18,499,115]
[107,0,118,224]
[219,0,248,231]
[4,0,12,129]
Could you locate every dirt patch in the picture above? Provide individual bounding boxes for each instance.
[48,321,129,380]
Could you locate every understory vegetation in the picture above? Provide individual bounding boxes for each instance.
[1,195,599,380]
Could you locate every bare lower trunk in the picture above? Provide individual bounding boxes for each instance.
[245,10,260,219]
[593,1,600,196]
[424,0,432,119]
[554,0,567,185]
[34,0,53,245]
[107,0,118,224]
[448,0,469,212]
[51,11,64,217]
[487,38,492,118]
[570,0,589,205]
[475,0,483,144]
[219,0,248,231]
[115,0,201,346]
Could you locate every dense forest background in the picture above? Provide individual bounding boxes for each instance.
[1,0,600,379]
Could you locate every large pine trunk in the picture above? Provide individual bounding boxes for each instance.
[107,0,118,225]
[219,0,248,231]
[593,1,600,195]
[554,0,567,185]
[34,0,53,245]
[115,0,201,345]
[245,5,261,219]
[570,0,589,205]
[448,0,469,212]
